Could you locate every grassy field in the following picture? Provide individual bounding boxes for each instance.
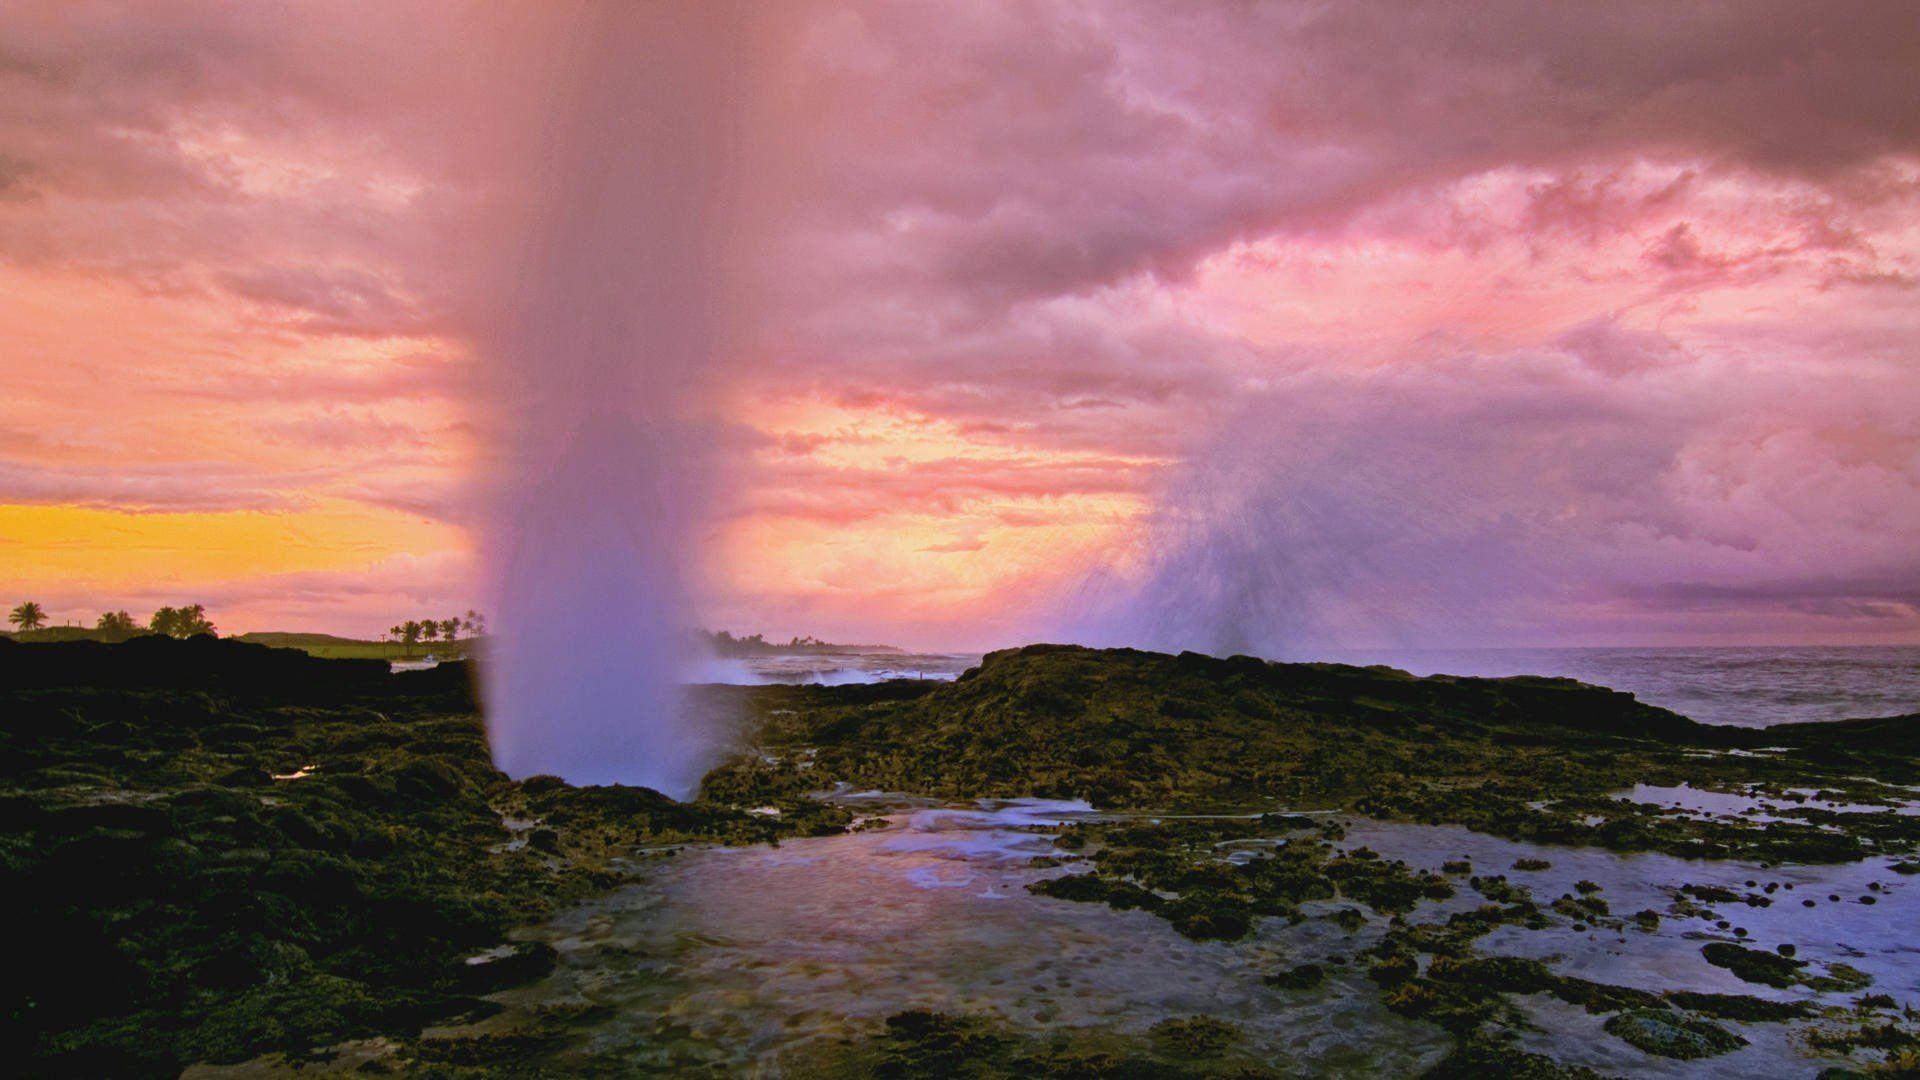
[0,626,146,644]
[1,628,470,660]
[268,640,411,660]
[234,632,473,660]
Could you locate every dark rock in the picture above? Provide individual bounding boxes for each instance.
[456,941,558,993]
[1148,1015,1241,1057]
[1603,1008,1746,1059]
[215,766,273,787]
[1264,963,1326,990]
[1701,942,1804,988]
[1665,990,1811,1021]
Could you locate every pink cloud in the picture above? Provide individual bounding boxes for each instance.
[1,2,1917,646]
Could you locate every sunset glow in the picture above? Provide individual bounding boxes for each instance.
[3,3,1917,650]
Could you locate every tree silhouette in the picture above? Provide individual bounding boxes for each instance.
[420,620,438,644]
[95,611,139,636]
[151,604,215,638]
[439,617,460,643]
[9,601,47,632]
[178,604,214,636]
[462,609,486,637]
[401,620,422,649]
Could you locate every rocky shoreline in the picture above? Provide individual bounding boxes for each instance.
[2,637,841,1075]
[5,638,1916,1076]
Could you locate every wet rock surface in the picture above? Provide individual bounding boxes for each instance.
[1601,1008,1746,1059]
[8,638,1920,1076]
[712,645,1920,865]
[459,795,1916,1077]
[1,638,841,1075]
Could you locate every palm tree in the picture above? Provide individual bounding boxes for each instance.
[175,603,215,636]
[9,601,47,632]
[150,604,214,637]
[439,617,460,642]
[95,611,139,636]
[463,609,486,638]
[420,620,439,645]
[400,620,422,656]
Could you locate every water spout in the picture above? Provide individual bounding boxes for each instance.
[478,5,765,797]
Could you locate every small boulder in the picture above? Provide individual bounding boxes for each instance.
[1603,1008,1746,1059]
[456,941,557,993]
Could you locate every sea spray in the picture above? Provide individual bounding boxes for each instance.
[1054,376,1566,659]
[478,5,776,796]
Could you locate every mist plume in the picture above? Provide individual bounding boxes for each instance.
[1056,368,1594,659]
[478,5,773,796]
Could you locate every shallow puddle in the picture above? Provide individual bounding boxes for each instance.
[494,798,1444,1075]
[1622,782,1920,822]
[1340,817,1918,1077]
[488,797,1916,1077]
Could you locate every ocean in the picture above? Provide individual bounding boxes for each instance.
[729,644,1920,729]
[709,650,981,685]
[1311,645,1920,728]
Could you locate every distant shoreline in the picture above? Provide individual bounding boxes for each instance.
[709,642,905,657]
[0,626,908,663]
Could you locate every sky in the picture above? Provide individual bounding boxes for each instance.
[2,1,1918,652]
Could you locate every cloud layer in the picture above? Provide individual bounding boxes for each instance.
[1,2,1916,648]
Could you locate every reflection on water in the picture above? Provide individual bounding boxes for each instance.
[493,798,1444,1076]
[1622,782,1920,821]
[1339,817,1919,1078]
[483,797,1916,1077]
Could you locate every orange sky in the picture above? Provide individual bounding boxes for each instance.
[4,4,1919,651]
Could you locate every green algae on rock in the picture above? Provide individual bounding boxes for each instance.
[1019,816,1457,941]
[708,645,1920,867]
[780,1008,1290,1079]
[12,637,1920,1077]
[1423,1037,1610,1079]
[1264,962,1327,990]
[1602,1008,1748,1059]
[2,637,841,1075]
[1702,941,1874,992]
[1663,990,1812,1022]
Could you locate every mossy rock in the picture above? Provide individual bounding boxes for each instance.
[1425,1037,1608,1079]
[1264,963,1326,990]
[1148,1015,1241,1057]
[1701,942,1804,988]
[1426,955,1555,994]
[1805,962,1875,993]
[1028,873,1163,912]
[1664,991,1811,1022]
[455,941,558,993]
[4,637,835,1074]
[1603,1008,1746,1059]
